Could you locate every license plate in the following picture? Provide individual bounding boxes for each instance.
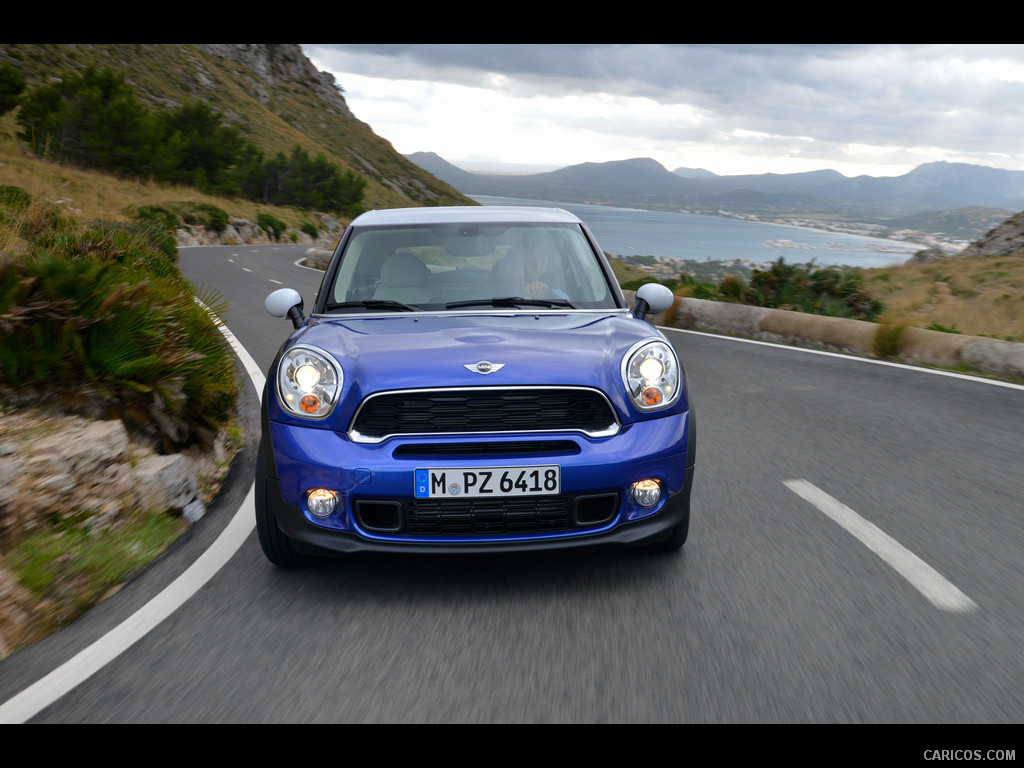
[414,466,560,498]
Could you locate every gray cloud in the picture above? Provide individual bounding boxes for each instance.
[302,44,1024,174]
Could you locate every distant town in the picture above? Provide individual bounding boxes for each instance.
[690,210,966,254]
[615,255,758,283]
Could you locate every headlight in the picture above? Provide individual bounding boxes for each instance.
[276,345,343,419]
[622,340,680,411]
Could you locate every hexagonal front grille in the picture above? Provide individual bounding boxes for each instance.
[349,387,618,443]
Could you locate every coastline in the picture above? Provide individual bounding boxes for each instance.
[472,194,926,267]
[758,217,929,253]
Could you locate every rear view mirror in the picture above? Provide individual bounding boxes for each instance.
[266,288,305,328]
[633,283,674,321]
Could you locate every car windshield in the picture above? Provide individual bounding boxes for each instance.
[323,222,618,312]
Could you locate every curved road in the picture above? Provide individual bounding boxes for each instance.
[2,244,1023,724]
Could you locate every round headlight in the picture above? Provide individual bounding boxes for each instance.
[277,345,343,419]
[638,356,664,381]
[294,363,321,391]
[622,340,680,411]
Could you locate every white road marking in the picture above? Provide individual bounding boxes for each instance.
[0,310,264,724]
[269,279,282,285]
[241,267,252,273]
[784,479,977,613]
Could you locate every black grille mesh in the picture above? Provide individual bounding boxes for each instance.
[406,496,572,535]
[354,493,620,536]
[351,388,616,440]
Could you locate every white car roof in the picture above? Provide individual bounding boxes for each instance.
[350,205,583,227]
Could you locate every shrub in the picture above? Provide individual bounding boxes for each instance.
[133,203,182,231]
[132,201,228,240]
[0,227,236,451]
[32,224,178,278]
[740,258,884,321]
[0,62,26,115]
[0,185,31,212]
[257,212,286,242]
[300,221,319,239]
[176,202,229,234]
[1,188,78,249]
[871,323,906,359]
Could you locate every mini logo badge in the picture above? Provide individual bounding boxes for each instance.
[464,361,505,374]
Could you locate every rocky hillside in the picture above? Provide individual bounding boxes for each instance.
[0,43,474,211]
[956,210,1024,259]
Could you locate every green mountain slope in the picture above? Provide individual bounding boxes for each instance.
[0,43,474,211]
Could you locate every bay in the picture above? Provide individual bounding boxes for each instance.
[472,195,920,269]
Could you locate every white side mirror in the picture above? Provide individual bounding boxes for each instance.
[265,288,303,318]
[634,282,674,320]
[266,288,305,328]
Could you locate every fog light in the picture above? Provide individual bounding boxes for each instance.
[631,479,662,507]
[307,488,338,517]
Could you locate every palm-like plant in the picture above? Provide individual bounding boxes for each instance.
[0,223,236,451]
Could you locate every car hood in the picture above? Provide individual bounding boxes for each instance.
[271,310,686,428]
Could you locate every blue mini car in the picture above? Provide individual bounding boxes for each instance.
[257,206,695,565]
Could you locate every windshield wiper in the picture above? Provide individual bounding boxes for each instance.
[324,299,420,312]
[446,296,577,310]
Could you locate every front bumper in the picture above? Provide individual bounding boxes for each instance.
[261,401,694,555]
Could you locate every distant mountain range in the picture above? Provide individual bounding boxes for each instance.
[406,153,1024,235]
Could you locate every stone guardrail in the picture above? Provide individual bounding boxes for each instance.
[626,292,1024,383]
[305,247,333,270]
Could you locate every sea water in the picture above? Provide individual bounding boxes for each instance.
[472,195,919,269]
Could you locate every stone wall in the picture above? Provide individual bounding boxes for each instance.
[654,294,1024,381]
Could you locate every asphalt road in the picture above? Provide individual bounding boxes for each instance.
[2,243,1023,725]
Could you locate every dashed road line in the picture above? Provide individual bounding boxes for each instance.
[784,479,977,612]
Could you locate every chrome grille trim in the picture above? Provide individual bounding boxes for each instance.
[348,386,620,445]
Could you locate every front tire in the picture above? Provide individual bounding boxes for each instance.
[255,441,310,567]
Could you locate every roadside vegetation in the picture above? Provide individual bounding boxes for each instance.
[12,64,366,218]
[0,60,362,656]
[612,252,1024,341]
[861,257,1024,342]
[619,257,884,322]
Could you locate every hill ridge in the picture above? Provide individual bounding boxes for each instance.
[0,43,474,211]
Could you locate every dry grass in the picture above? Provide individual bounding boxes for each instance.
[862,254,1024,341]
[0,111,327,252]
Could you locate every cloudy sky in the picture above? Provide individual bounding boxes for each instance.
[300,44,1024,179]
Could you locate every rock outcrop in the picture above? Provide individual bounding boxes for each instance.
[0,408,235,657]
[173,215,342,248]
[955,210,1024,259]
[193,44,357,122]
